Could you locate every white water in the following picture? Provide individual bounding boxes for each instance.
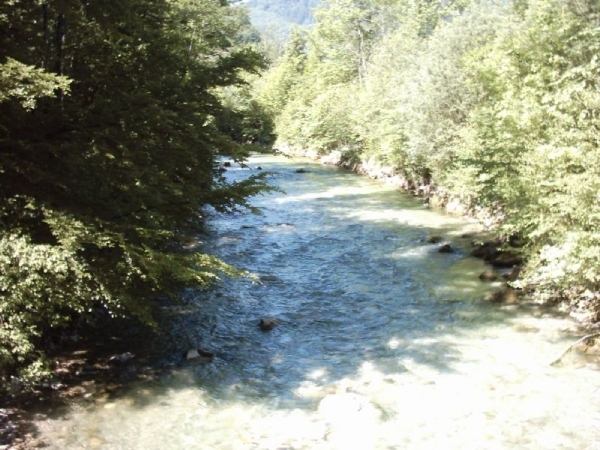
[36,155,600,449]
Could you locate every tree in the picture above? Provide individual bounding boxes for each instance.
[0,58,71,109]
[0,0,273,389]
[256,0,600,319]
[257,26,308,115]
[457,0,600,307]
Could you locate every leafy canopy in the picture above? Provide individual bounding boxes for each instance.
[256,0,600,318]
[0,0,274,388]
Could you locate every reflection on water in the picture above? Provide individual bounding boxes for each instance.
[37,155,600,449]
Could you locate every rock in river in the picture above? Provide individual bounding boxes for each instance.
[186,349,214,364]
[438,243,453,253]
[258,318,279,331]
[479,269,500,282]
[484,288,519,304]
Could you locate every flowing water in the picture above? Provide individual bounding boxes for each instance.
[36,155,600,449]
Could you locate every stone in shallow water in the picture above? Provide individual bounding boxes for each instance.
[438,243,453,253]
[258,318,279,331]
[479,269,499,281]
[186,349,214,364]
[484,288,518,303]
[426,235,443,244]
[491,251,522,268]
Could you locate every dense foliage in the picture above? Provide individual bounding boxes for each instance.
[258,0,600,319]
[0,0,274,388]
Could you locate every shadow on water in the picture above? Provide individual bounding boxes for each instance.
[31,155,600,449]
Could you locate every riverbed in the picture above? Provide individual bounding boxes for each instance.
[34,154,600,449]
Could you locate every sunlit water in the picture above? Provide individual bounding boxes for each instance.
[37,155,600,449]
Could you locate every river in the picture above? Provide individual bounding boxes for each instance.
[35,154,600,449]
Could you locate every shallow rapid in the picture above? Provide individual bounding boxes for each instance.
[37,154,600,449]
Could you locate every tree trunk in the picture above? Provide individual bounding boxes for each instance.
[56,13,67,76]
[55,12,67,102]
[42,2,50,69]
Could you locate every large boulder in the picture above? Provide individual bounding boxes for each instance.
[470,241,500,259]
[471,242,522,267]
[490,252,522,268]
[551,332,600,367]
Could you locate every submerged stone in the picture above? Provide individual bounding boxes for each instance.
[484,288,519,304]
[479,269,499,281]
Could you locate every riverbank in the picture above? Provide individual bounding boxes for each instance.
[274,144,600,327]
[275,145,500,228]
[3,151,600,449]
[0,315,175,449]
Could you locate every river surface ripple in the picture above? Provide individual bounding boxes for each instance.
[37,155,600,449]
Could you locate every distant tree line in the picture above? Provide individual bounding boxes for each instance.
[257,0,600,319]
[0,0,274,390]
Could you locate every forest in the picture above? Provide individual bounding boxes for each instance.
[0,0,275,391]
[2,0,600,395]
[257,0,600,319]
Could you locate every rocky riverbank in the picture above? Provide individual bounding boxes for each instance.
[0,316,172,449]
[274,144,600,326]
[3,149,599,449]
[275,145,499,228]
